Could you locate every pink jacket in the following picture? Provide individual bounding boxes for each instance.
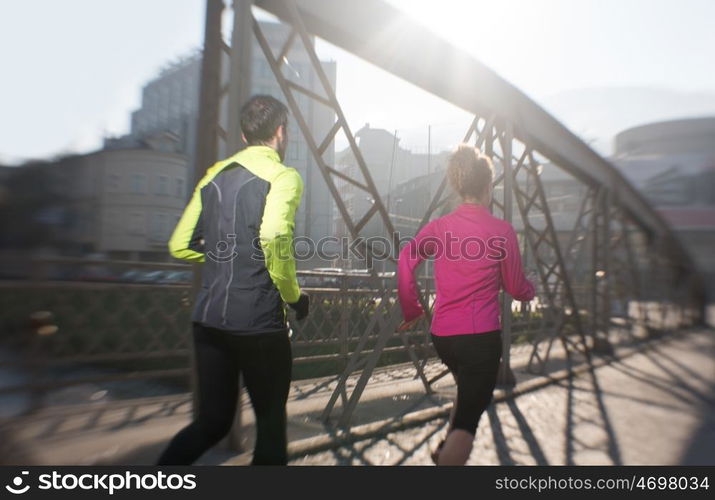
[398,202,535,336]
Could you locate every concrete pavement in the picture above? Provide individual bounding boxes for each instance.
[290,329,715,465]
[2,328,713,466]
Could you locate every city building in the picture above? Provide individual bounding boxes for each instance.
[332,123,590,272]
[1,20,339,274]
[612,117,715,285]
[107,21,337,243]
[0,148,188,263]
[334,124,449,241]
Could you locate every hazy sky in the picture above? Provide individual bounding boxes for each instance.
[1,0,714,163]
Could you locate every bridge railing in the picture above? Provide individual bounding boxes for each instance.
[0,262,435,414]
[0,253,700,422]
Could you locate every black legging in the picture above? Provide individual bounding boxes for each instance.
[157,323,292,465]
[431,330,502,435]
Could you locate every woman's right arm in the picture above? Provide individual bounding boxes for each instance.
[499,224,536,302]
[397,222,437,323]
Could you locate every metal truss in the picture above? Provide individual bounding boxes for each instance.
[512,150,590,374]
[604,190,649,343]
[255,1,428,427]
[589,186,614,354]
[194,0,705,433]
[192,1,410,430]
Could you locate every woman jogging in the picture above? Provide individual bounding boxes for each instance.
[397,144,535,465]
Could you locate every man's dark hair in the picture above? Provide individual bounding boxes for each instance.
[240,95,289,145]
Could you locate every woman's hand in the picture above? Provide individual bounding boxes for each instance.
[525,268,539,285]
[397,313,425,332]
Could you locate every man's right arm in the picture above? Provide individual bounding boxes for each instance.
[259,167,304,304]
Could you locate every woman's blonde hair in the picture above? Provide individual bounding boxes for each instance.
[447,144,494,200]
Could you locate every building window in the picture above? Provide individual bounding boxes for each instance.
[151,213,168,239]
[131,174,146,194]
[107,211,121,235]
[156,175,169,195]
[176,178,185,198]
[107,174,121,192]
[128,213,145,235]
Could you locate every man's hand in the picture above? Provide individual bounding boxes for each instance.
[288,291,310,321]
[397,313,425,332]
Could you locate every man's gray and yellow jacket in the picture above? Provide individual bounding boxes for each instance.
[168,146,303,334]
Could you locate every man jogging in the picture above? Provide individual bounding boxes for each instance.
[157,95,309,465]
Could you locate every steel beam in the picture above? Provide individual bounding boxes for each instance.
[254,0,698,279]
[192,0,704,436]
[250,6,430,427]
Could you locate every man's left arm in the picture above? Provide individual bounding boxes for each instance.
[168,181,206,262]
[168,161,227,261]
[259,168,304,304]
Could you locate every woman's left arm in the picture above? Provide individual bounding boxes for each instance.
[499,224,536,302]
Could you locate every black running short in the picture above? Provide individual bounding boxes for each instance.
[431,330,502,435]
